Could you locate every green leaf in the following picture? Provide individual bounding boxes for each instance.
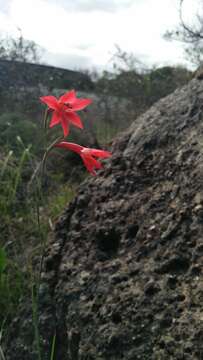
[0,248,7,274]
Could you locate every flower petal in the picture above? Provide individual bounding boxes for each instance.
[49,111,61,127]
[61,117,69,137]
[87,149,112,158]
[71,98,92,111]
[54,142,110,176]
[81,155,102,175]
[55,141,83,154]
[64,111,83,129]
[59,90,76,104]
[40,96,58,110]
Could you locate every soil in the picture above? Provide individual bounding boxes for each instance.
[5,78,203,359]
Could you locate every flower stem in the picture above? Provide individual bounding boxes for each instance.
[43,108,49,130]
[41,136,64,177]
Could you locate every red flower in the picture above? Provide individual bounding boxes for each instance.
[55,142,111,175]
[40,90,92,137]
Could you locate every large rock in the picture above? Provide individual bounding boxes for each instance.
[5,78,203,359]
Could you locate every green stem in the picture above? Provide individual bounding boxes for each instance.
[0,346,6,360]
[31,130,63,359]
[37,136,63,287]
[36,135,64,288]
[31,281,42,360]
[50,333,56,360]
[41,136,64,177]
[43,108,49,130]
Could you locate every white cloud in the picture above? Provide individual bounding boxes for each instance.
[0,0,10,14]
[0,0,199,70]
[47,0,135,13]
[42,50,93,70]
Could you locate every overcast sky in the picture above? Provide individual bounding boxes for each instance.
[0,0,200,71]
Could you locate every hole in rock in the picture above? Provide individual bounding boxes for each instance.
[96,227,120,255]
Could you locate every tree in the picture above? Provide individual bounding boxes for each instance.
[164,0,203,66]
[110,44,148,74]
[0,31,41,63]
[89,46,191,147]
[0,31,42,112]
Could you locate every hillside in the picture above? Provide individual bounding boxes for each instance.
[0,59,93,91]
[4,77,203,359]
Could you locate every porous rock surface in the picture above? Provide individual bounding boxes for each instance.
[5,78,203,359]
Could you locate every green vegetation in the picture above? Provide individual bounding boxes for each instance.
[0,247,25,323]
[0,113,81,330]
[0,112,43,154]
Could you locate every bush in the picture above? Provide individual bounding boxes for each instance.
[0,112,44,155]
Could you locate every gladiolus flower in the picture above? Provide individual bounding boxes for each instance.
[55,142,111,175]
[40,90,92,137]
